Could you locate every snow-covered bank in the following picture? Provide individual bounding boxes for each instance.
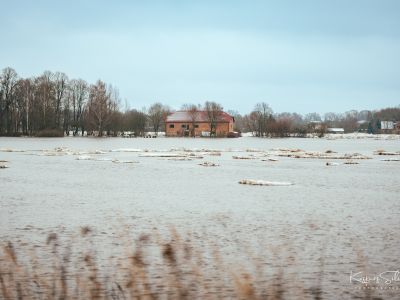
[324,133,400,140]
[241,132,400,140]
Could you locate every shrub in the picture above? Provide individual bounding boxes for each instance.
[35,129,64,137]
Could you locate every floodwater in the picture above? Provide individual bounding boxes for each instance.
[1,136,399,299]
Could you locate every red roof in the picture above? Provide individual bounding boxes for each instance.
[166,111,234,123]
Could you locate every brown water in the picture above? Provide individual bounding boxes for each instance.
[1,136,399,299]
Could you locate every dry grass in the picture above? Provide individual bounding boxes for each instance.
[0,227,383,300]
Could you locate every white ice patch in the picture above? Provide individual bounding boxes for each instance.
[76,155,93,160]
[199,161,219,167]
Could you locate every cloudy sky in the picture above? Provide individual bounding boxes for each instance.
[1,0,399,114]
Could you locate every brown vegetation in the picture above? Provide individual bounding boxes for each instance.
[0,227,384,300]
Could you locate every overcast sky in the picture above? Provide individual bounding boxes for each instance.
[1,0,399,114]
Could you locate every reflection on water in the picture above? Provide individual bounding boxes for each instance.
[1,137,399,299]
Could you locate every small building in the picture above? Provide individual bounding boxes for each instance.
[381,121,394,130]
[165,111,234,137]
[327,128,345,134]
[394,122,400,134]
[307,120,323,131]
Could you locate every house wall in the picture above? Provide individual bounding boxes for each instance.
[165,121,233,137]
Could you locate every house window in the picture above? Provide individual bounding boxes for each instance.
[181,124,187,129]
[169,124,174,129]
[195,124,199,128]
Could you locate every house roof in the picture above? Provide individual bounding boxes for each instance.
[166,111,234,123]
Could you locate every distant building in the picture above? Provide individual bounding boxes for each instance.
[394,122,400,134]
[165,111,234,137]
[381,121,394,130]
[307,120,324,132]
[327,128,345,134]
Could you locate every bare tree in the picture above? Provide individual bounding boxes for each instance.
[14,78,34,135]
[86,80,115,136]
[304,112,322,123]
[148,102,168,135]
[54,72,68,128]
[0,67,19,134]
[340,110,358,132]
[243,111,259,135]
[124,109,147,137]
[204,101,223,137]
[70,79,88,136]
[182,103,201,137]
[253,102,273,137]
[106,84,120,135]
[34,71,55,130]
[324,112,340,128]
[358,110,372,121]
[227,110,244,133]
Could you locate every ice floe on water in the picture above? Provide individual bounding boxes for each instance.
[271,148,303,153]
[373,149,400,156]
[111,148,143,152]
[381,158,400,162]
[207,152,222,156]
[139,153,188,158]
[245,148,263,152]
[75,156,139,164]
[170,147,225,154]
[88,150,108,154]
[0,159,9,168]
[0,148,25,152]
[76,155,93,160]
[3,143,399,168]
[273,150,371,160]
[238,179,293,186]
[167,157,194,161]
[326,162,340,166]
[343,160,359,164]
[33,147,109,156]
[199,161,219,167]
[232,155,257,160]
[111,159,139,164]
[326,160,362,166]
[261,158,278,162]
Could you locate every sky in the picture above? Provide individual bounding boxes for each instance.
[1,0,400,114]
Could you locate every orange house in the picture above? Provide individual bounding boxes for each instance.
[165,111,234,137]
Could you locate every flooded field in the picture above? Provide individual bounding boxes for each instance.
[1,136,399,299]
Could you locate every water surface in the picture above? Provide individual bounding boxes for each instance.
[1,137,399,298]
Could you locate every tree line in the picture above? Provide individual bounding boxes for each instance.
[1,67,399,137]
[233,104,400,137]
[0,67,164,137]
